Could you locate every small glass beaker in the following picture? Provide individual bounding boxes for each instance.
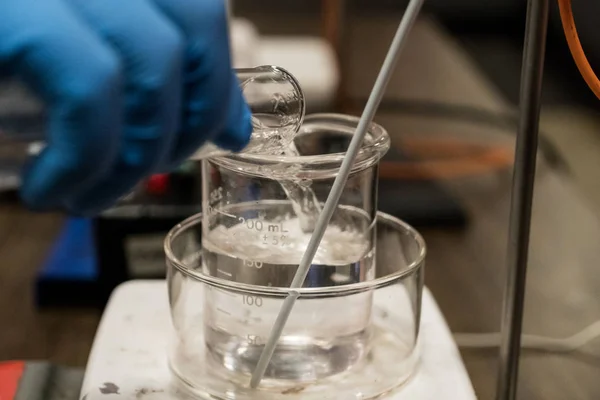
[193,65,305,159]
[166,211,425,399]
[198,114,390,383]
[201,113,390,287]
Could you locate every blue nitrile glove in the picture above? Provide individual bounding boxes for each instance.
[0,0,252,215]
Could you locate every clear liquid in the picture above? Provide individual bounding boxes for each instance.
[278,178,322,233]
[202,215,374,287]
[201,217,374,381]
[203,290,373,382]
[246,115,299,155]
[239,120,322,233]
[243,106,323,234]
[202,118,369,381]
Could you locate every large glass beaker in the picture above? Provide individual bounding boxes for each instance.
[166,211,425,399]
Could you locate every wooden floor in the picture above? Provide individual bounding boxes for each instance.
[1,15,600,400]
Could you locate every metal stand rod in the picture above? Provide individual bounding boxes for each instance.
[496,0,549,399]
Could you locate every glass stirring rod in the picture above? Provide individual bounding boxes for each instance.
[0,65,305,171]
[249,0,426,389]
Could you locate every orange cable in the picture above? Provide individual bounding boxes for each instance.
[558,0,600,100]
[380,137,514,180]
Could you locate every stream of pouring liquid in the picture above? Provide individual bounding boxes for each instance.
[249,117,323,233]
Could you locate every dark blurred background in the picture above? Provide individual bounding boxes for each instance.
[236,0,600,108]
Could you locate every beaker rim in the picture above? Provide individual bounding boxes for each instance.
[164,211,426,297]
[208,113,391,176]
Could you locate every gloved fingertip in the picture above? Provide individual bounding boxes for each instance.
[212,101,252,152]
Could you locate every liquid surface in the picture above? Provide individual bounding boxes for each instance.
[202,215,374,287]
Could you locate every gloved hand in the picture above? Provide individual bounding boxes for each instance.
[0,0,252,215]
